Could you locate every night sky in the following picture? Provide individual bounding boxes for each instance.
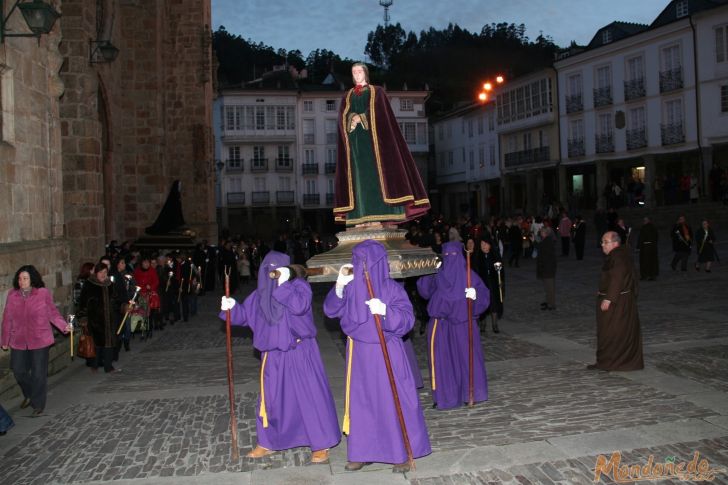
[212,0,672,60]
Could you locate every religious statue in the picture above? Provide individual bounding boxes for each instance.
[333,63,430,227]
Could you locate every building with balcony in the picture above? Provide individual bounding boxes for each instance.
[214,72,431,239]
[431,101,500,220]
[496,68,560,214]
[555,0,728,209]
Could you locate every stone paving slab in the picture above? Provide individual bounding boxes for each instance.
[1,394,314,485]
[419,360,716,452]
[650,344,728,393]
[408,436,728,484]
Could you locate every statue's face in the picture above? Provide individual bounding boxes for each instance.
[352,65,367,85]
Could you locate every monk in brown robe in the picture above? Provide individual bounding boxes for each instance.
[588,231,644,371]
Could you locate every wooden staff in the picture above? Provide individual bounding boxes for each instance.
[224,266,240,461]
[362,261,415,471]
[466,250,474,407]
[116,286,141,335]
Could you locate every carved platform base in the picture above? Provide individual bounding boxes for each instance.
[305,226,438,282]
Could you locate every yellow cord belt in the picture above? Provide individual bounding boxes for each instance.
[342,336,353,435]
[430,318,439,390]
[259,351,269,428]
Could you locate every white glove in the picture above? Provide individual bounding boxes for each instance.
[435,258,442,269]
[465,287,476,300]
[277,267,290,286]
[220,296,236,311]
[336,264,354,287]
[365,298,387,316]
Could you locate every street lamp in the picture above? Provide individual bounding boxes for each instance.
[89,40,120,64]
[477,75,505,103]
[0,0,60,43]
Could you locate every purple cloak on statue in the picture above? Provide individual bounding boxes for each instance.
[220,250,340,452]
[323,239,431,464]
[417,241,490,409]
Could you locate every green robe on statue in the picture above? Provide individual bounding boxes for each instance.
[346,88,404,225]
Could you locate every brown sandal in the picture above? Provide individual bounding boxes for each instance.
[245,445,273,458]
[311,449,329,464]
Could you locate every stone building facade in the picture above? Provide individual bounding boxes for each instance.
[1,0,215,324]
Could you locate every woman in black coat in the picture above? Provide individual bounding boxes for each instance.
[536,227,557,310]
[77,263,124,373]
[695,219,717,272]
[471,238,505,333]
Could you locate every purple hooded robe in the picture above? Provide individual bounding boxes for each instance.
[416,241,490,409]
[323,240,431,464]
[220,251,340,452]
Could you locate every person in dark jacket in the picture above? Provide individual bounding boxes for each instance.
[638,217,659,280]
[572,216,586,260]
[695,219,717,272]
[670,216,692,271]
[507,221,522,267]
[110,258,136,352]
[473,238,504,333]
[536,227,557,310]
[77,263,125,373]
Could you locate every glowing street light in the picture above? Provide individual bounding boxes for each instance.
[478,92,487,102]
[496,75,505,84]
[483,82,492,91]
[477,75,505,103]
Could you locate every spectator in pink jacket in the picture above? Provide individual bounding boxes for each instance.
[1,265,70,416]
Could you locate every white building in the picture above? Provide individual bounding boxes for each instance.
[214,75,431,239]
[431,101,500,220]
[496,68,560,214]
[555,0,728,209]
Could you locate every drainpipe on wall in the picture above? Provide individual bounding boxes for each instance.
[689,16,705,196]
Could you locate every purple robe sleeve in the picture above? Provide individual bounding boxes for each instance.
[323,285,346,319]
[416,274,437,300]
[218,297,248,327]
[272,278,311,316]
[378,280,415,337]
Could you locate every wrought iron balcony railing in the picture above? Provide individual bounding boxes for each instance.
[565,94,583,114]
[226,159,244,172]
[303,193,320,206]
[302,163,319,175]
[593,86,612,108]
[595,133,614,153]
[226,192,245,206]
[661,123,685,145]
[659,67,683,93]
[624,78,645,101]
[626,128,647,150]
[276,190,295,205]
[274,158,293,172]
[567,138,585,158]
[325,192,335,205]
[503,146,550,168]
[251,191,270,205]
[324,162,336,174]
[250,158,268,172]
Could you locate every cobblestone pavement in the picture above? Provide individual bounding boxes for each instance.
[0,236,727,484]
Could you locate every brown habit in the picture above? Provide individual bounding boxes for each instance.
[596,245,644,371]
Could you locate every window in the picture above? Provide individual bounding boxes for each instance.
[254,177,266,191]
[596,65,611,89]
[327,148,336,164]
[489,144,496,166]
[438,125,444,140]
[461,119,465,134]
[402,122,416,144]
[305,179,317,194]
[676,0,688,18]
[469,150,474,170]
[477,116,484,135]
[661,44,681,71]
[228,177,242,193]
[468,119,473,138]
[253,146,265,163]
[228,146,242,168]
[602,30,612,44]
[488,112,495,131]
[461,147,466,164]
[277,145,290,162]
[286,107,295,129]
[325,119,337,144]
[417,122,427,145]
[327,178,334,194]
[225,106,243,130]
[447,123,452,137]
[629,107,646,130]
[303,119,315,144]
[722,85,728,113]
[664,99,683,125]
[523,132,532,150]
[448,151,453,166]
[245,106,255,129]
[716,25,728,63]
[304,148,315,164]
[568,73,582,96]
[400,98,413,111]
[479,146,485,168]
[303,100,313,112]
[626,56,644,80]
[279,177,291,191]
[255,107,265,130]
[325,100,336,111]
[265,107,275,130]
[597,113,612,136]
[569,119,584,140]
